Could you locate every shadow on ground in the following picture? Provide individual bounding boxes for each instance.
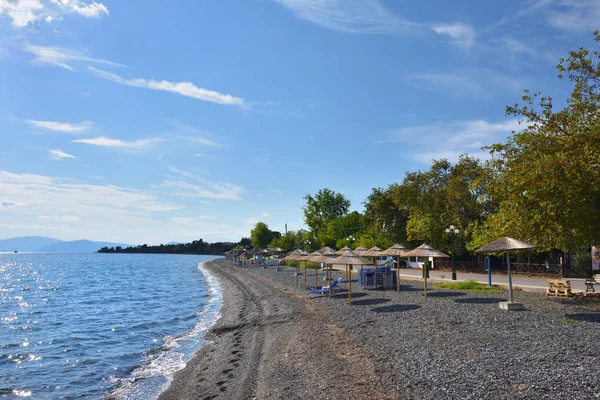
[426,291,466,297]
[351,298,391,306]
[455,297,502,304]
[371,304,421,313]
[566,313,600,323]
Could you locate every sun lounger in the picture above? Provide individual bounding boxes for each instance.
[305,277,342,296]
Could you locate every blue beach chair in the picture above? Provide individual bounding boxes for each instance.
[305,277,343,296]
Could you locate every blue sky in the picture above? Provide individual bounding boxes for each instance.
[0,0,597,244]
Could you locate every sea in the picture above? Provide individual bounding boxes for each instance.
[0,253,222,399]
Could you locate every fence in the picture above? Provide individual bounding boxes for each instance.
[434,260,563,277]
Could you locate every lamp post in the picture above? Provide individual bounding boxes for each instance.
[445,225,459,280]
[347,235,355,248]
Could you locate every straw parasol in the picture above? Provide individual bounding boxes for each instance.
[382,244,409,292]
[476,237,540,309]
[354,246,368,256]
[364,246,383,257]
[330,250,373,304]
[402,244,449,296]
[284,249,308,288]
[308,251,337,298]
[336,246,351,254]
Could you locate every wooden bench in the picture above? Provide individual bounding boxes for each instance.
[546,279,572,297]
[584,274,600,292]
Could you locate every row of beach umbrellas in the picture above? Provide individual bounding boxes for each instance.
[283,243,450,304]
[231,236,539,308]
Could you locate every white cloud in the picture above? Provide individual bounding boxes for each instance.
[165,165,196,179]
[405,68,524,100]
[49,149,76,160]
[27,119,93,133]
[432,23,475,50]
[24,44,123,71]
[273,0,421,34]
[0,199,28,208]
[72,136,165,149]
[245,217,258,225]
[545,0,600,32]
[161,180,244,201]
[262,212,270,217]
[381,119,522,163]
[0,0,108,28]
[88,66,246,107]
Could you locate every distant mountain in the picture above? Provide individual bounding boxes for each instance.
[38,240,131,253]
[0,236,62,252]
[0,236,131,253]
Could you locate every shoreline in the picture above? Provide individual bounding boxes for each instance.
[158,259,401,400]
[160,259,600,400]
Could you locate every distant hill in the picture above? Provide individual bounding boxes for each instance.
[0,236,131,253]
[0,236,63,252]
[38,240,131,253]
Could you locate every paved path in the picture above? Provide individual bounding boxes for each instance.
[398,268,588,292]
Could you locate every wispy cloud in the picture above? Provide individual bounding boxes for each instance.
[24,44,123,72]
[161,180,244,201]
[0,0,108,28]
[27,119,93,133]
[0,199,27,208]
[405,68,524,100]
[49,149,76,160]
[379,119,521,163]
[545,0,600,32]
[273,0,422,34]
[0,169,190,243]
[165,165,196,180]
[432,23,475,50]
[73,136,165,149]
[88,66,246,107]
[168,121,223,147]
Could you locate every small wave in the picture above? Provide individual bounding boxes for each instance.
[109,260,222,399]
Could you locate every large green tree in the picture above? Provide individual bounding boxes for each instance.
[362,186,408,247]
[303,188,351,245]
[250,222,280,249]
[480,31,600,251]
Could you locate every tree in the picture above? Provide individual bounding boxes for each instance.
[481,31,600,251]
[303,188,351,234]
[250,222,280,249]
[363,186,408,247]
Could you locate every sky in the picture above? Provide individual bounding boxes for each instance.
[0,0,598,245]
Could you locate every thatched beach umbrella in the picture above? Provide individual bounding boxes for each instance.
[336,246,351,255]
[284,249,308,288]
[382,244,409,292]
[354,246,368,256]
[402,244,449,297]
[476,237,540,310]
[308,251,337,298]
[330,250,373,304]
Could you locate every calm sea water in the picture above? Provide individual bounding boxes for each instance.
[0,253,222,399]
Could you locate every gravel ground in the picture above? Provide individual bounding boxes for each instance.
[159,260,402,400]
[247,263,600,400]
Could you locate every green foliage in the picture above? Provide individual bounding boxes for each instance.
[269,230,305,250]
[303,188,351,234]
[482,31,600,251]
[250,222,280,249]
[97,238,240,255]
[436,280,504,293]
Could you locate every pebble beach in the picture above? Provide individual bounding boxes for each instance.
[160,259,600,400]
